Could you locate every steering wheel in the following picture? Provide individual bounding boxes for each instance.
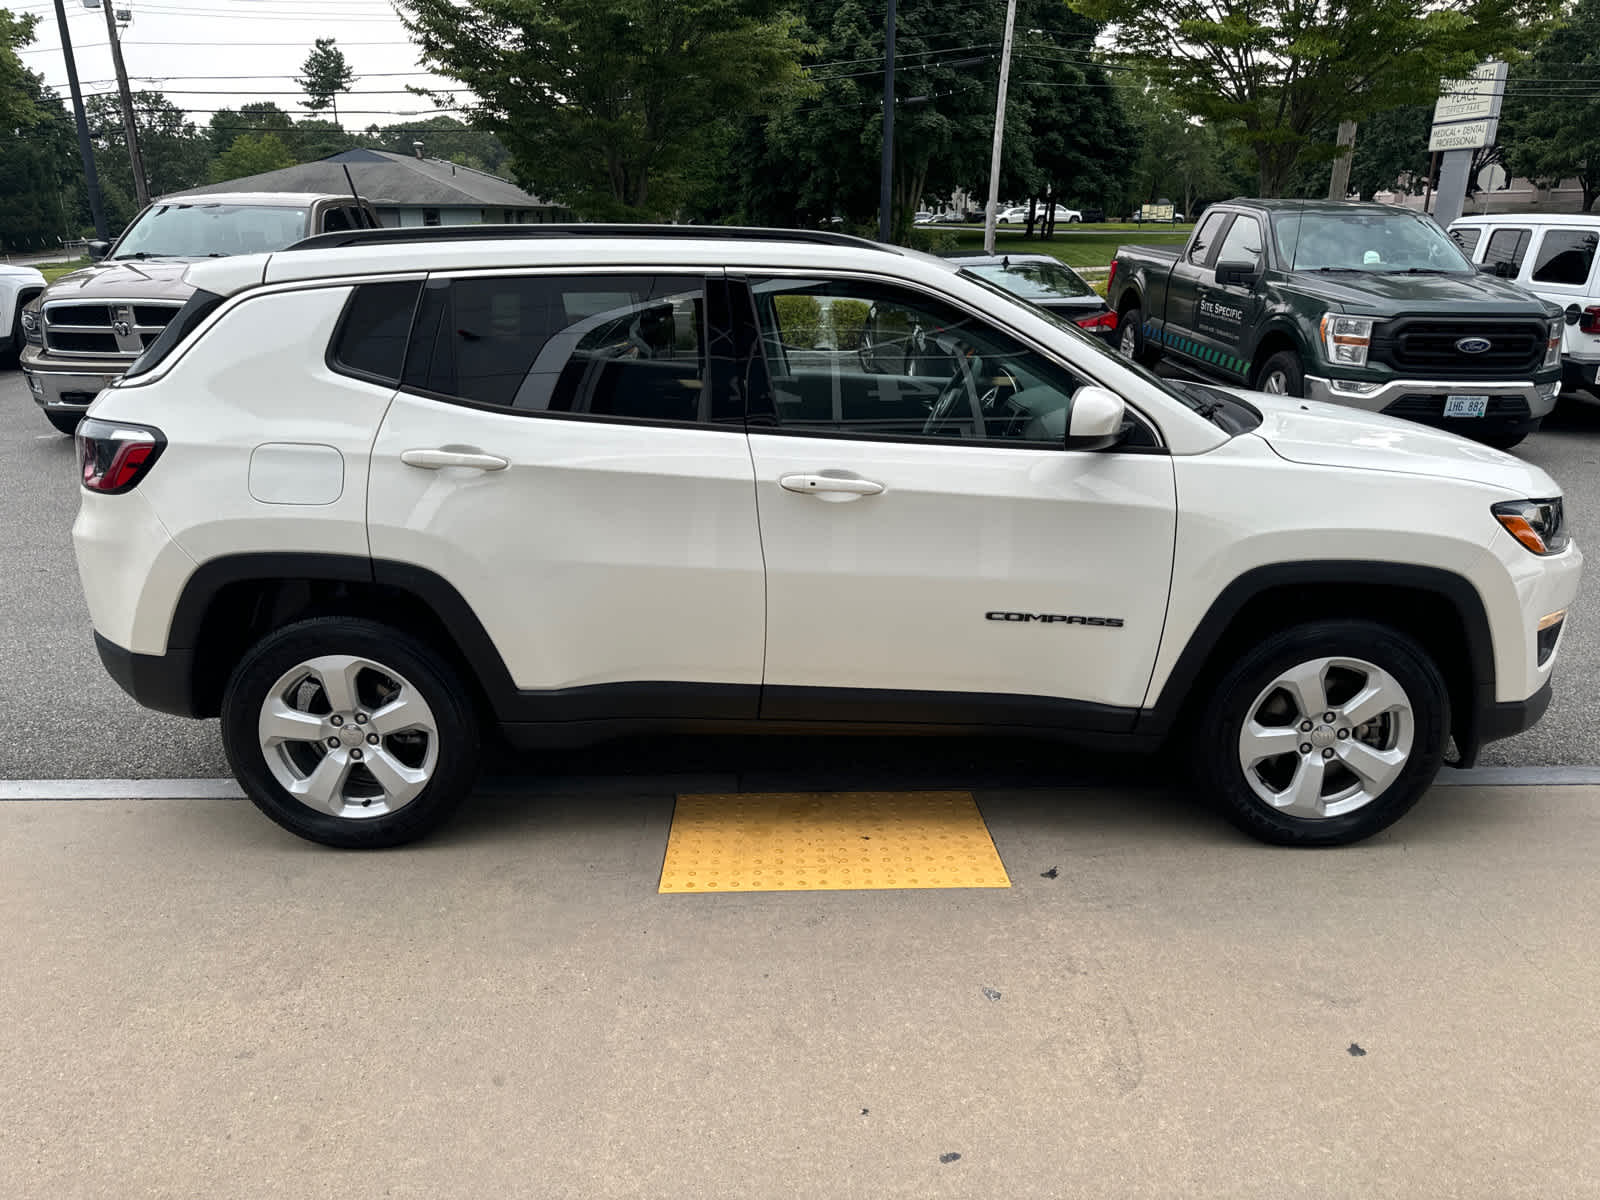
[921,348,997,437]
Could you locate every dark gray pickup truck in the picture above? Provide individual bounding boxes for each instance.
[1110,199,1564,447]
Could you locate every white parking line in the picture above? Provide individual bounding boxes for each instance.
[2,766,1600,802]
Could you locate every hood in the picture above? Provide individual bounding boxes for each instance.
[39,258,198,302]
[1243,392,1560,497]
[1280,269,1561,319]
[0,262,46,281]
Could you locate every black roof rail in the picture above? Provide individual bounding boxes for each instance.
[286,222,900,255]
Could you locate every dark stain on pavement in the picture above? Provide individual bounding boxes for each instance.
[1348,1043,1367,1057]
[940,1152,962,1164]
[1040,866,1059,878]
[982,986,1002,1001]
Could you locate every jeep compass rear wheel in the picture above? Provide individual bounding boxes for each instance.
[1195,620,1448,845]
[222,617,479,848]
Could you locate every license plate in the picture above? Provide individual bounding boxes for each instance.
[1443,394,1488,418]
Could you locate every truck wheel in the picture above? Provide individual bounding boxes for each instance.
[1118,306,1158,366]
[1255,351,1304,397]
[1193,620,1449,846]
[221,617,481,848]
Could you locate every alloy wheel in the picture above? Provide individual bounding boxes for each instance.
[257,653,440,819]
[1236,655,1414,819]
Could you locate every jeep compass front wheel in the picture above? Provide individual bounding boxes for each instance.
[222,618,480,848]
[1195,620,1449,845]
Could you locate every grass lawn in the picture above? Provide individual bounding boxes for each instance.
[939,227,1190,269]
[40,258,90,283]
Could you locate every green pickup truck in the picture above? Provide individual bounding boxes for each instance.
[1110,199,1564,447]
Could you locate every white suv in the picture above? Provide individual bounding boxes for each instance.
[71,226,1582,849]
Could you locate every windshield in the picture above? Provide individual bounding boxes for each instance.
[1271,210,1474,273]
[957,266,1227,423]
[112,202,310,259]
[964,260,1095,300]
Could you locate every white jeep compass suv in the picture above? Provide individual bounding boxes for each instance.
[71,226,1582,849]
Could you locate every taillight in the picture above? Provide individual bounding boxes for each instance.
[76,417,166,494]
[1580,306,1600,334]
[1106,260,1118,293]
[1075,311,1119,331]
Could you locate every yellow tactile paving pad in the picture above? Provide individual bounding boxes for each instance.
[659,791,1011,893]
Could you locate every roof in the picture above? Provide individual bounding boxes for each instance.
[167,149,554,210]
[1220,198,1415,216]
[1451,212,1600,226]
[150,191,345,208]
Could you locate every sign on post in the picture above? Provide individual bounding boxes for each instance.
[1428,119,1499,153]
[1433,62,1508,125]
[1429,61,1508,227]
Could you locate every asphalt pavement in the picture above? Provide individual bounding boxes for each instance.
[1,366,1597,778]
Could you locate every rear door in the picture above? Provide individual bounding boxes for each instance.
[1162,210,1230,366]
[365,269,767,719]
[1522,227,1600,361]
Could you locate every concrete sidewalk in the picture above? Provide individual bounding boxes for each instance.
[3,783,1598,1198]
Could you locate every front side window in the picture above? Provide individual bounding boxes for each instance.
[746,276,1090,446]
[112,202,310,259]
[403,273,729,425]
[1484,227,1532,272]
[1531,229,1599,286]
[1188,212,1229,265]
[1215,216,1264,266]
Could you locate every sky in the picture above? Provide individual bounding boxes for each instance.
[11,0,466,135]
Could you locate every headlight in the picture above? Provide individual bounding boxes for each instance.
[1493,498,1568,555]
[1320,313,1373,367]
[1544,318,1562,369]
[20,306,41,345]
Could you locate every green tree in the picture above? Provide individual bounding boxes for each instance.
[208,102,296,157]
[87,91,210,202]
[396,0,812,219]
[0,7,40,133]
[296,37,358,125]
[1077,0,1557,196]
[1501,0,1600,212]
[0,78,75,250]
[362,115,510,174]
[1345,105,1431,201]
[209,132,296,183]
[1118,78,1249,216]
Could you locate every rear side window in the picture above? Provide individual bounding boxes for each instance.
[1188,212,1229,265]
[1484,227,1532,272]
[403,273,735,424]
[1450,227,1482,256]
[123,289,224,380]
[330,280,421,385]
[1531,229,1599,286]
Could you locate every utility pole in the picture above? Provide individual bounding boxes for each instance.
[52,0,108,239]
[982,0,1018,254]
[101,0,149,206]
[1327,120,1357,201]
[877,0,896,243]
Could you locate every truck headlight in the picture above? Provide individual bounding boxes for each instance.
[1493,498,1568,555]
[20,305,41,345]
[1544,319,1562,369]
[1320,313,1373,367]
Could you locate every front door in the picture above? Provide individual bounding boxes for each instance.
[1193,212,1266,381]
[1162,209,1230,367]
[365,270,767,718]
[739,275,1177,727]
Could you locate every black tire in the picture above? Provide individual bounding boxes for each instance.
[1069,215,1081,223]
[1117,305,1159,366]
[1478,431,1527,450]
[1194,620,1449,846]
[45,410,81,436]
[1253,349,1305,397]
[222,617,481,848]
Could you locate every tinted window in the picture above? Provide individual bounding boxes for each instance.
[404,274,729,424]
[1451,227,1482,256]
[1485,227,1532,272]
[1531,229,1599,286]
[1215,216,1264,266]
[747,276,1090,447]
[1188,213,1229,265]
[331,281,420,384]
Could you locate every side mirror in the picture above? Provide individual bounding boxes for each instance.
[1066,385,1128,451]
[1477,260,1516,278]
[87,240,110,260]
[1215,259,1260,288]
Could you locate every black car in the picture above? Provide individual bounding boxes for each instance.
[943,252,1117,343]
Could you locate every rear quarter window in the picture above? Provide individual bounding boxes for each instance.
[329,280,422,385]
[1531,229,1599,287]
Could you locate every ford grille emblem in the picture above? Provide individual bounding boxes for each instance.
[1455,336,1492,354]
[113,320,133,338]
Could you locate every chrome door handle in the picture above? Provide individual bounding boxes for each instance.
[400,449,510,471]
[779,473,885,497]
